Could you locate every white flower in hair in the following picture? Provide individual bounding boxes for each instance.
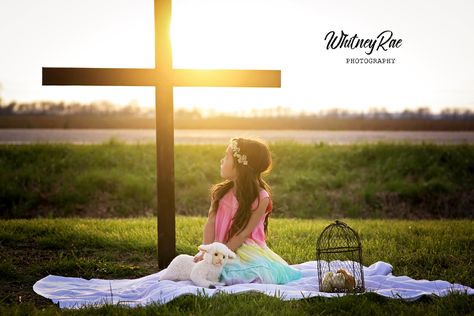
[230,139,248,166]
[238,154,248,165]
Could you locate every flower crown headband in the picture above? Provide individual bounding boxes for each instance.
[230,139,248,166]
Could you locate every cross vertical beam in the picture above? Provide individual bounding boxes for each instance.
[154,0,175,269]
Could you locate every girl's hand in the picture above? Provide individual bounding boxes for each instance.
[193,252,204,263]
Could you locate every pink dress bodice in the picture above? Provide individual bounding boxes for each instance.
[214,189,272,247]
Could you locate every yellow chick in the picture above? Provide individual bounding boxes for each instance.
[321,271,334,292]
[337,268,356,290]
[332,272,346,289]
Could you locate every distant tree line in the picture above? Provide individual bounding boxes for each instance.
[1,99,474,120]
[0,100,147,117]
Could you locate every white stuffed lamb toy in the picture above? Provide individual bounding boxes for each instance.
[159,242,237,288]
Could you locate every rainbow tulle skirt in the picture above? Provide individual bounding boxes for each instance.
[219,239,303,285]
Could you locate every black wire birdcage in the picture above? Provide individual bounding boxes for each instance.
[316,220,365,293]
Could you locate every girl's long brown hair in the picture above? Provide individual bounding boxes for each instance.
[210,137,273,243]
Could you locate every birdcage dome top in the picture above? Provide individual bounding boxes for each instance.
[316,220,361,252]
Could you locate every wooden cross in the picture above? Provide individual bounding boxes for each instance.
[42,0,281,269]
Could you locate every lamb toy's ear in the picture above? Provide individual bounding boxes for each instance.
[198,244,210,253]
[227,249,237,259]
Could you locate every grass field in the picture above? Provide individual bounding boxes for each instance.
[1,142,473,314]
[1,141,473,219]
[0,217,473,314]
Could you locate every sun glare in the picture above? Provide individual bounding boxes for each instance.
[170,7,239,69]
[169,1,286,114]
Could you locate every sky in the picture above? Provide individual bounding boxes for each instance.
[1,0,474,114]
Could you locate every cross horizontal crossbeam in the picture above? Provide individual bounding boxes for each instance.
[43,68,280,87]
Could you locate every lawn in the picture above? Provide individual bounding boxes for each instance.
[0,217,473,315]
[1,141,473,314]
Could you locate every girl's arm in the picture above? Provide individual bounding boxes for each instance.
[225,197,269,252]
[203,205,216,244]
[194,206,216,263]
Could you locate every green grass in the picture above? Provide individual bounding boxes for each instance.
[0,217,473,314]
[1,141,473,313]
[1,141,474,219]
